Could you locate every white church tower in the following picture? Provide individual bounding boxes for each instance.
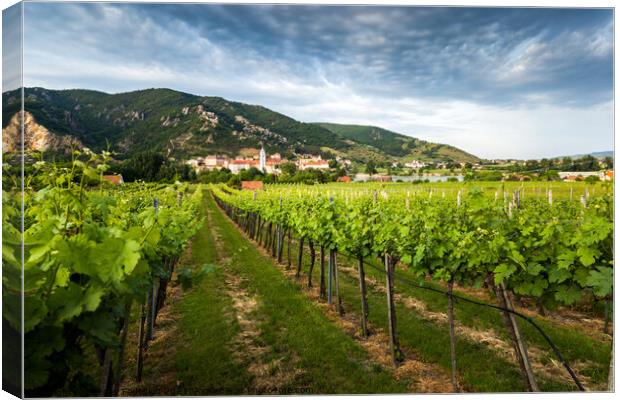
[259,146,266,171]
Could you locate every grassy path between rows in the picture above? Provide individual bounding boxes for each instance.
[121,193,412,395]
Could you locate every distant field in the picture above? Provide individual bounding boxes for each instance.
[272,180,611,201]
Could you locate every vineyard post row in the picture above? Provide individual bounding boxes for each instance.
[209,183,613,392]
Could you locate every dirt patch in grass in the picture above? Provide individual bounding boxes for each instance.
[224,271,303,394]
[208,207,304,394]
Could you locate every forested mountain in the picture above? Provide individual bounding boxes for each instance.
[315,122,479,163]
[2,87,479,163]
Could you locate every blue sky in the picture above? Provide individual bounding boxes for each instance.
[10,3,615,159]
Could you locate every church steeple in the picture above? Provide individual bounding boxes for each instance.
[259,146,266,171]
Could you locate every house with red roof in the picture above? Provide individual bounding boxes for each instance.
[102,175,124,185]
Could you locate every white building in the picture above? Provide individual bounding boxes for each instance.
[404,160,427,169]
[204,155,228,169]
[559,171,613,181]
[298,159,330,170]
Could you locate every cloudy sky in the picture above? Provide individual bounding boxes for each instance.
[8,2,615,159]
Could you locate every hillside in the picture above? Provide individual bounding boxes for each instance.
[2,87,479,163]
[315,122,480,163]
[556,151,614,160]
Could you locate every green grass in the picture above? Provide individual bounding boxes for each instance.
[172,206,253,395]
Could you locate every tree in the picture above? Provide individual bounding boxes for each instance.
[538,170,560,181]
[227,174,241,188]
[280,162,298,176]
[328,159,338,169]
[121,151,165,181]
[575,155,599,171]
[561,157,573,171]
[365,161,377,175]
[239,167,264,181]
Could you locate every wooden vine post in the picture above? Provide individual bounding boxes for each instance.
[150,281,159,328]
[333,251,343,315]
[491,197,539,392]
[308,240,316,287]
[608,337,614,392]
[327,247,334,304]
[447,191,461,392]
[112,301,132,396]
[135,296,147,382]
[384,253,403,365]
[146,281,158,341]
[502,283,539,392]
[266,221,272,250]
[296,236,305,278]
[319,245,326,299]
[271,220,278,257]
[146,197,159,341]
[277,197,283,263]
[327,198,335,305]
[99,348,114,396]
[287,229,292,269]
[447,282,458,392]
[358,255,369,337]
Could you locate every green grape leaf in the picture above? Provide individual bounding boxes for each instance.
[526,263,544,276]
[585,267,613,297]
[121,239,141,274]
[494,263,516,285]
[54,267,71,287]
[557,251,576,269]
[577,246,597,266]
[83,286,105,312]
[554,285,582,305]
[548,267,571,284]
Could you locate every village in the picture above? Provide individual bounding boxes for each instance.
[185,147,341,174]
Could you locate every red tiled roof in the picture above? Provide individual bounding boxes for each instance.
[102,175,124,185]
[241,181,264,190]
[230,159,259,165]
[302,161,330,166]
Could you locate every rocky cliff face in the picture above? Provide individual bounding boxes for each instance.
[2,111,81,153]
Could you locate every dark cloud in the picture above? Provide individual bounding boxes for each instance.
[23,3,613,106]
[131,5,613,106]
